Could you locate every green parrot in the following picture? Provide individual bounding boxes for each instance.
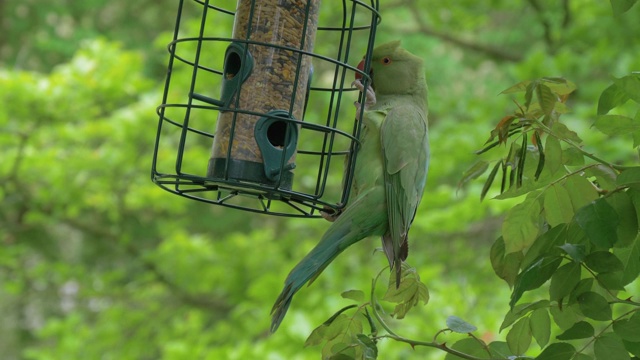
[270,40,429,333]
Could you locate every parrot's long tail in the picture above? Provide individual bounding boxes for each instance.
[270,220,354,333]
[270,188,385,333]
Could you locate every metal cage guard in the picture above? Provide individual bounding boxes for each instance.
[152,0,380,217]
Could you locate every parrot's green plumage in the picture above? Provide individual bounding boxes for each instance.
[270,40,429,333]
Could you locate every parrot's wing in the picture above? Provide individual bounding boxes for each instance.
[380,105,428,285]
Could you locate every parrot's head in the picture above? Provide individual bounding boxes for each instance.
[356,40,425,96]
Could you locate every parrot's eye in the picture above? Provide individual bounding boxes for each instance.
[382,57,392,65]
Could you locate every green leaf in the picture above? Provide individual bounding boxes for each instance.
[307,312,363,357]
[569,278,594,305]
[525,81,536,109]
[574,199,619,248]
[534,131,545,181]
[596,271,626,291]
[623,339,640,357]
[611,0,639,15]
[496,177,547,199]
[362,308,376,336]
[328,305,360,324]
[629,187,640,226]
[594,115,640,136]
[522,225,566,269]
[565,175,599,211]
[306,323,330,347]
[584,251,624,273]
[558,243,587,262]
[552,122,582,144]
[481,160,502,201]
[507,317,532,355]
[587,165,618,192]
[566,221,589,247]
[615,235,640,285]
[502,195,542,253]
[491,236,523,287]
[341,290,365,303]
[544,135,563,175]
[633,112,640,147]
[614,74,640,103]
[488,341,514,358]
[613,312,640,342]
[633,129,640,148]
[306,306,360,347]
[530,308,551,348]
[459,160,489,189]
[544,185,574,227]
[572,353,593,360]
[444,338,490,360]
[537,84,557,116]
[500,300,550,332]
[594,332,631,360]
[606,192,638,247]
[617,167,640,187]
[317,314,364,360]
[382,264,429,319]
[328,344,356,360]
[577,292,612,321]
[535,342,576,360]
[598,83,630,115]
[511,256,562,307]
[562,147,585,166]
[446,315,478,333]
[554,101,571,114]
[549,262,581,302]
[325,314,363,341]
[550,304,582,330]
[541,77,577,96]
[502,80,531,94]
[517,136,527,188]
[355,334,378,360]
[556,321,595,340]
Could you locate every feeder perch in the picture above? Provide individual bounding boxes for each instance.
[152,0,380,217]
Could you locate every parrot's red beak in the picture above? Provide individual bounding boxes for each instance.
[355,59,365,80]
[355,59,374,90]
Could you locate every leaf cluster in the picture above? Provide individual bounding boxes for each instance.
[304,263,429,360]
[468,73,640,359]
[306,262,548,360]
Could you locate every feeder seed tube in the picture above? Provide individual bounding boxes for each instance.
[209,0,320,184]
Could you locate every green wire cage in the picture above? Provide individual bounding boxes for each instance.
[152,0,380,217]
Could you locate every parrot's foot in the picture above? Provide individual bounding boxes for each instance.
[352,79,376,106]
[352,79,376,119]
[320,205,343,222]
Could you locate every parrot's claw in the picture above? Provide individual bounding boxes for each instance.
[320,205,343,222]
[351,79,376,108]
[352,79,376,119]
[354,101,364,120]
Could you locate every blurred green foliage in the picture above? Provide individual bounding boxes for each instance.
[1,0,639,359]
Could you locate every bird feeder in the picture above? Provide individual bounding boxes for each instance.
[152,0,380,217]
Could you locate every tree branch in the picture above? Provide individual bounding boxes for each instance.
[405,0,523,62]
[527,0,556,52]
[562,0,572,28]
